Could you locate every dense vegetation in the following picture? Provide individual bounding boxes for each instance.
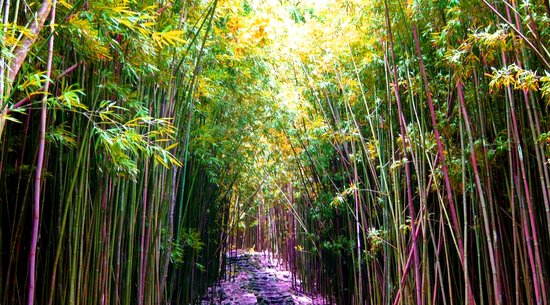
[1,0,549,304]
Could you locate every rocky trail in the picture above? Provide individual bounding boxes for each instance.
[201,251,326,305]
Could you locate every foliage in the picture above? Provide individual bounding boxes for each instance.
[2,0,550,305]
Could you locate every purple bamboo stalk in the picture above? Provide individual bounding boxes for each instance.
[505,0,550,266]
[382,2,422,303]
[411,25,476,305]
[502,50,545,305]
[392,220,422,305]
[457,81,502,304]
[28,2,56,305]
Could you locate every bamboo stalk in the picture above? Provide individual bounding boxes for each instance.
[28,2,55,304]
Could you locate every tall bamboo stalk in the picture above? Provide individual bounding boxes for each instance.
[29,2,55,304]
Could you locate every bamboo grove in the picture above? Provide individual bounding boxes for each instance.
[1,1,235,304]
[1,0,550,305]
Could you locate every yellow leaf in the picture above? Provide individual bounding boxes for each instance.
[152,30,186,47]
[166,142,179,150]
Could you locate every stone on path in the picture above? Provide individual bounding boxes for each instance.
[201,251,325,305]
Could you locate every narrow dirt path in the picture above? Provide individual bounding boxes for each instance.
[201,251,325,305]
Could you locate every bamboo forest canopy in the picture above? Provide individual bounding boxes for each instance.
[1,0,550,304]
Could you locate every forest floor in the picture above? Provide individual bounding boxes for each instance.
[201,250,326,305]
